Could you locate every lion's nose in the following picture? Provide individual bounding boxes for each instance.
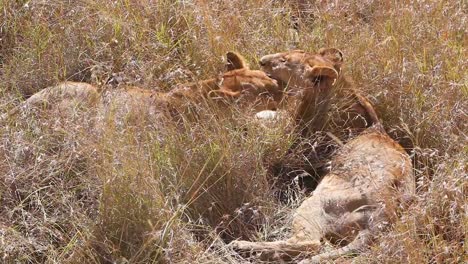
[259,55,270,67]
[259,59,266,67]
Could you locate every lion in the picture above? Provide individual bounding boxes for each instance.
[4,52,282,122]
[229,49,415,263]
[255,48,378,195]
[101,51,282,125]
[230,120,414,263]
[259,48,376,137]
[256,48,386,194]
[166,51,282,114]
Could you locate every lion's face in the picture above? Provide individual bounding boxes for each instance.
[259,48,343,94]
[106,52,283,116]
[212,68,282,111]
[202,52,283,112]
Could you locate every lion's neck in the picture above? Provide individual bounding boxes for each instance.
[294,79,336,136]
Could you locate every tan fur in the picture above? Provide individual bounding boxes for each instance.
[4,82,99,118]
[230,49,414,262]
[168,67,282,113]
[110,52,282,117]
[109,61,282,119]
[8,52,282,121]
[231,124,414,262]
[259,49,377,136]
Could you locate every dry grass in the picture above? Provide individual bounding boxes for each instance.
[0,0,466,263]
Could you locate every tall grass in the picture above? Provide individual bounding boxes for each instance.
[0,0,466,263]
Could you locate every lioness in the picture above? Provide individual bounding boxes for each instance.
[231,120,414,263]
[5,52,282,121]
[229,49,415,263]
[167,51,282,113]
[101,52,282,125]
[259,48,376,136]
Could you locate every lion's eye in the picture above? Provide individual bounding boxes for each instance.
[279,58,287,63]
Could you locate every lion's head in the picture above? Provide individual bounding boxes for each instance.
[206,52,283,112]
[259,48,343,94]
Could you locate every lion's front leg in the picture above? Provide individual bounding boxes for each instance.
[229,239,321,260]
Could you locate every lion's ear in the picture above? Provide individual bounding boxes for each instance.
[225,51,249,71]
[305,65,338,80]
[318,48,343,70]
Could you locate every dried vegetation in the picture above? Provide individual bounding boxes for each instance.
[0,0,466,263]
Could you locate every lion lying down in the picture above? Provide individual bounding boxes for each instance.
[229,49,415,263]
[231,122,414,263]
[4,52,282,121]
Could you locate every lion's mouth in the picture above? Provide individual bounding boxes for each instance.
[261,66,289,91]
[266,75,287,90]
[263,71,284,86]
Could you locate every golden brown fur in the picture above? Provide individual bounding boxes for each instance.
[259,48,377,136]
[3,82,99,119]
[6,52,282,121]
[168,68,282,113]
[230,117,414,263]
[102,51,282,121]
[230,49,414,263]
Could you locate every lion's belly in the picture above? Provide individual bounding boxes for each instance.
[291,185,372,244]
[289,131,412,244]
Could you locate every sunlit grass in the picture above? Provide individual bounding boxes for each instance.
[0,0,466,263]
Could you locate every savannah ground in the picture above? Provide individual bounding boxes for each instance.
[0,0,466,263]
